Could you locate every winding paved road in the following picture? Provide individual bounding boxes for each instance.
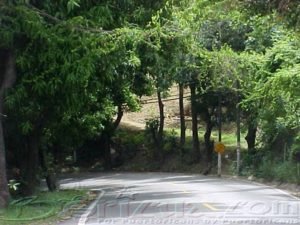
[58,172,299,225]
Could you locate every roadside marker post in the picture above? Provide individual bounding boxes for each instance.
[218,153,221,177]
[236,80,241,176]
[216,92,223,177]
[215,142,225,177]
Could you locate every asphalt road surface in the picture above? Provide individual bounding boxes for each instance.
[58,172,299,225]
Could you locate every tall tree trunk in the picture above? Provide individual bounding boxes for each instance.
[157,90,164,144]
[39,149,57,192]
[245,123,257,154]
[22,130,40,196]
[190,83,200,161]
[236,81,241,175]
[112,105,124,131]
[0,49,16,208]
[179,84,186,148]
[204,108,214,164]
[217,92,222,142]
[20,113,46,196]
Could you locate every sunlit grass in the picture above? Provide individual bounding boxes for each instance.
[165,127,247,150]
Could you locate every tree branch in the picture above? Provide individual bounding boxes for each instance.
[26,4,114,34]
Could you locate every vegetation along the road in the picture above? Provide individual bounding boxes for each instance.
[0,0,299,223]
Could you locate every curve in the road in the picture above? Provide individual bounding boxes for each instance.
[58,172,299,225]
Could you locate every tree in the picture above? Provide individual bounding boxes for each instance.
[186,53,204,162]
[173,40,196,150]
[0,0,171,194]
[246,35,300,154]
[242,0,300,29]
[97,32,144,169]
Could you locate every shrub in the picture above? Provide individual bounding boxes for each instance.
[254,157,300,184]
[273,162,300,184]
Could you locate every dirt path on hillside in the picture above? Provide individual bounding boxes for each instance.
[121,86,191,130]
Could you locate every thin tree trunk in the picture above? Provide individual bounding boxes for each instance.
[245,123,257,154]
[157,90,164,144]
[179,84,186,148]
[103,105,124,170]
[112,105,124,131]
[22,131,40,196]
[0,49,16,208]
[218,92,222,142]
[204,108,214,163]
[203,122,214,175]
[236,81,241,175]
[190,83,200,161]
[39,149,57,192]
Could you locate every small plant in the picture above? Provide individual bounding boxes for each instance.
[8,179,20,192]
[145,118,159,135]
[256,158,275,181]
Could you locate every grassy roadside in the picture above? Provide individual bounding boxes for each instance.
[0,189,95,225]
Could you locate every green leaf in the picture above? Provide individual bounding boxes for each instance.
[67,0,80,13]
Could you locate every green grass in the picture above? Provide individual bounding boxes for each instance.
[0,190,90,225]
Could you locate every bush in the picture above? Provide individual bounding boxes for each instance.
[256,158,275,181]
[163,129,179,154]
[254,157,300,184]
[273,162,300,184]
[114,130,146,160]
